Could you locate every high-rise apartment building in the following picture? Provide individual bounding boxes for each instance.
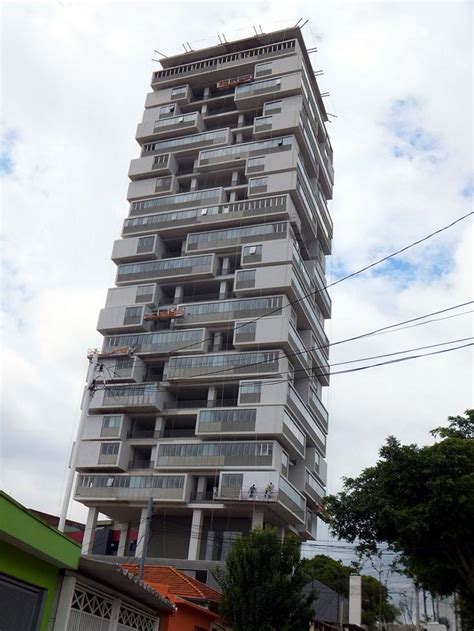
[74,27,334,582]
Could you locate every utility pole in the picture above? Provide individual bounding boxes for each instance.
[139,496,154,580]
[415,587,421,631]
[58,351,99,532]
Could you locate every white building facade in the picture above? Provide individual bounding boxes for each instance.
[75,26,334,582]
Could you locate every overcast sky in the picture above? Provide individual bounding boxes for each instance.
[1,1,473,533]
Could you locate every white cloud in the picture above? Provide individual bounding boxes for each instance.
[1,1,472,527]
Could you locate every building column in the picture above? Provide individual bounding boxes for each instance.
[82,506,98,554]
[173,285,183,304]
[52,575,76,630]
[221,257,230,275]
[190,177,199,191]
[154,416,165,438]
[228,191,237,202]
[136,505,149,558]
[188,508,204,560]
[117,522,128,557]
[207,385,217,408]
[219,280,228,299]
[349,575,362,626]
[231,171,239,186]
[237,113,245,128]
[212,332,223,352]
[251,508,264,530]
[236,132,244,143]
[110,598,121,631]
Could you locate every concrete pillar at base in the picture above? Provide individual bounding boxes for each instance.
[251,508,264,530]
[136,505,149,558]
[82,506,98,554]
[117,522,128,557]
[188,509,204,560]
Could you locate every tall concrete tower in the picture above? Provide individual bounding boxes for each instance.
[74,26,334,583]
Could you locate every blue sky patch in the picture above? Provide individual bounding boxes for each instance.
[0,129,18,175]
[386,97,443,163]
[460,174,474,198]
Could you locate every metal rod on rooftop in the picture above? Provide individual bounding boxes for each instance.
[154,50,168,57]
[295,18,303,27]
[300,19,309,28]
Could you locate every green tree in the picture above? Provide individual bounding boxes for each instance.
[213,527,314,631]
[303,555,398,629]
[324,411,474,627]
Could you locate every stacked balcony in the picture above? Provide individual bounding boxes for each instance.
[78,28,334,555]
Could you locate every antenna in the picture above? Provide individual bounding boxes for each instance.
[258,25,264,35]
[182,43,188,52]
[314,70,324,77]
[217,34,223,44]
[253,25,259,36]
[300,18,309,29]
[321,92,330,97]
[295,18,303,27]
[186,42,193,51]
[307,47,318,54]
[154,49,168,58]
[222,33,228,42]
[327,113,338,118]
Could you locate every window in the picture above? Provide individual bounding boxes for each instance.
[255,61,273,77]
[135,285,154,303]
[236,321,256,336]
[235,77,281,95]
[0,574,46,631]
[171,85,187,99]
[102,416,121,429]
[247,156,265,172]
[263,100,282,115]
[116,357,134,370]
[240,381,262,396]
[159,104,176,118]
[136,236,154,253]
[100,443,119,456]
[130,189,223,215]
[249,177,268,192]
[243,244,262,257]
[123,306,142,325]
[117,255,212,281]
[155,176,172,191]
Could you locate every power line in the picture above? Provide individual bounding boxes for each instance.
[102,301,471,384]
[106,211,473,359]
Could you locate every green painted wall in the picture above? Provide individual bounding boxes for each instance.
[0,493,81,569]
[0,493,81,631]
[0,541,59,631]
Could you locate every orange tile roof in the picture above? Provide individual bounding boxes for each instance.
[122,564,221,603]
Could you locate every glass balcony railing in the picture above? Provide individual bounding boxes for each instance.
[102,329,206,355]
[186,221,289,252]
[305,470,325,505]
[287,385,326,450]
[197,408,257,433]
[156,441,273,467]
[122,195,291,236]
[165,351,281,380]
[101,384,160,408]
[116,254,214,284]
[75,474,186,500]
[278,475,306,521]
[177,296,284,325]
